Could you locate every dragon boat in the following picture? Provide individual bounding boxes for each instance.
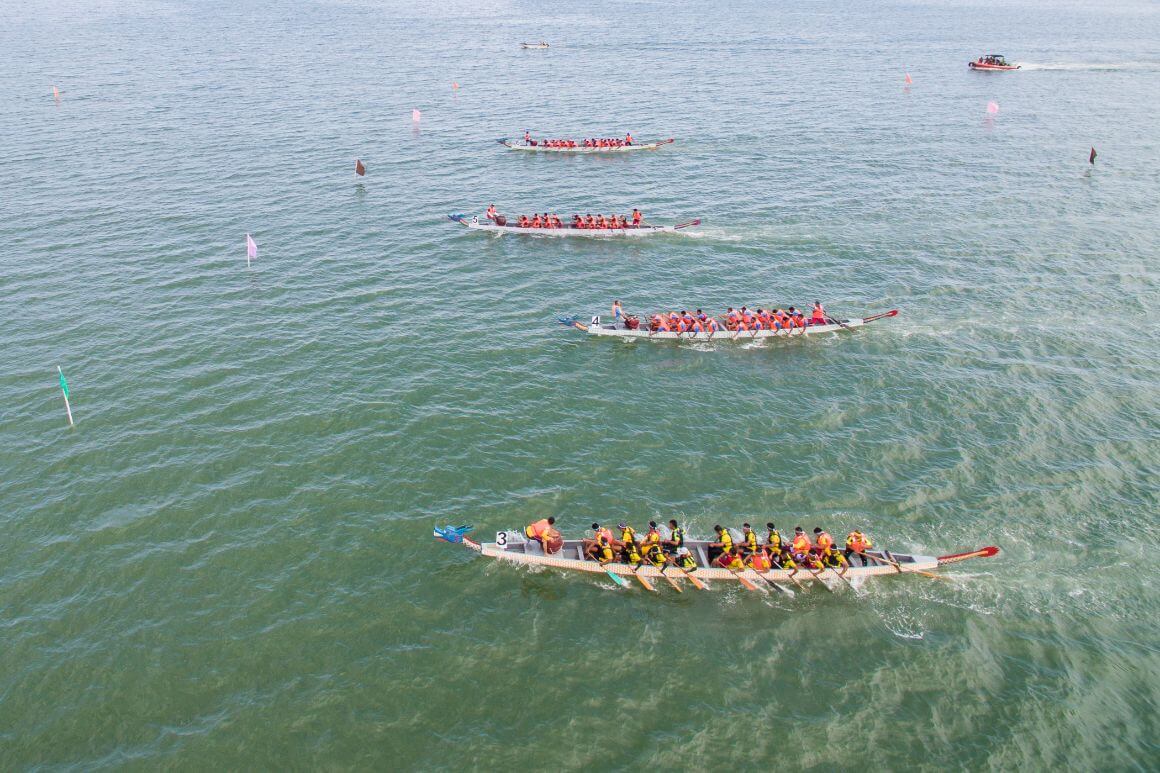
[559,309,898,341]
[448,213,700,237]
[521,42,550,49]
[435,526,999,592]
[969,54,1020,70]
[498,138,675,153]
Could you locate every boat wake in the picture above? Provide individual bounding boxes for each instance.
[1020,61,1160,71]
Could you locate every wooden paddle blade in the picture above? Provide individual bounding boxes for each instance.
[661,573,683,593]
[634,572,658,592]
[734,573,759,591]
[683,571,708,590]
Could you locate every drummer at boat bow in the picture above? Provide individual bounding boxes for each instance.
[524,516,557,552]
[486,204,498,221]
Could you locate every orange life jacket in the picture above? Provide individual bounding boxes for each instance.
[792,533,811,553]
[526,519,552,539]
[816,531,834,551]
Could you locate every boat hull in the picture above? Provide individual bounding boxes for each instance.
[571,310,898,340]
[448,214,698,237]
[968,62,1020,70]
[458,536,979,584]
[499,139,674,154]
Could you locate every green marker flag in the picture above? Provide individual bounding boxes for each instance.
[57,366,74,425]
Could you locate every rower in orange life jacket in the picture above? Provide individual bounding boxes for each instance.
[705,316,720,333]
[524,131,531,144]
[772,309,788,330]
[844,530,873,565]
[813,527,834,555]
[811,301,827,325]
[486,204,497,221]
[625,132,633,145]
[524,516,556,549]
[631,209,642,226]
[791,526,812,554]
[739,307,754,330]
[725,308,739,330]
[654,314,671,332]
[531,214,542,228]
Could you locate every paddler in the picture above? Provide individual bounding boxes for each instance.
[615,521,638,559]
[791,526,812,555]
[663,519,685,554]
[708,524,734,564]
[486,204,498,221]
[811,301,827,325]
[813,527,834,556]
[643,540,667,568]
[724,307,739,331]
[631,209,642,227]
[584,522,616,563]
[670,546,698,572]
[714,547,745,571]
[844,530,874,566]
[625,132,633,145]
[524,516,557,553]
[740,523,759,556]
[623,536,644,567]
[705,316,720,334]
[641,521,662,552]
[586,214,596,228]
[573,214,584,228]
[745,547,772,572]
[765,523,782,553]
[822,544,848,571]
[524,130,531,144]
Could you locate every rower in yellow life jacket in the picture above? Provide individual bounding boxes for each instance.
[663,519,684,554]
[644,542,666,568]
[822,546,848,569]
[791,526,811,554]
[673,546,698,572]
[642,521,661,550]
[617,522,637,548]
[765,522,782,552]
[709,524,734,563]
[741,523,758,555]
[623,538,643,566]
[844,530,874,566]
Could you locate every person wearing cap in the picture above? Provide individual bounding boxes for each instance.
[614,522,638,561]
[791,526,811,554]
[524,516,557,553]
[765,523,783,552]
[740,523,759,556]
[667,546,697,572]
[662,519,684,554]
[708,524,734,564]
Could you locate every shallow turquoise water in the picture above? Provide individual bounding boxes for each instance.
[1,0,1158,768]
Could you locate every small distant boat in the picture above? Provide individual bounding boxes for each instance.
[499,138,675,154]
[448,213,700,237]
[521,42,549,49]
[969,54,1020,70]
[439,527,1000,590]
[561,309,899,341]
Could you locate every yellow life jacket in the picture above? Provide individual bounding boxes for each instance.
[719,530,734,551]
[767,530,781,550]
[670,526,685,547]
[678,553,696,570]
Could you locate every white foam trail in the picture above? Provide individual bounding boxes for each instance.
[1021,61,1160,71]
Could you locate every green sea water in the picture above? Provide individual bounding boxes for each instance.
[2,0,1158,768]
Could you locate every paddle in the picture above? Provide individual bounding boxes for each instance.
[556,316,588,332]
[600,565,630,588]
[630,562,658,592]
[862,309,900,324]
[657,565,683,593]
[805,564,835,592]
[746,567,793,596]
[826,563,857,590]
[670,560,708,590]
[673,219,702,230]
[863,551,946,580]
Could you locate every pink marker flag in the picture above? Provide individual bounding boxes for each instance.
[412,109,421,122]
[52,85,60,100]
[987,100,1000,115]
[904,72,913,85]
[452,82,459,90]
[245,233,257,267]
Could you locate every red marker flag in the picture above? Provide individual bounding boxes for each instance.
[355,159,366,176]
[1089,147,1097,164]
